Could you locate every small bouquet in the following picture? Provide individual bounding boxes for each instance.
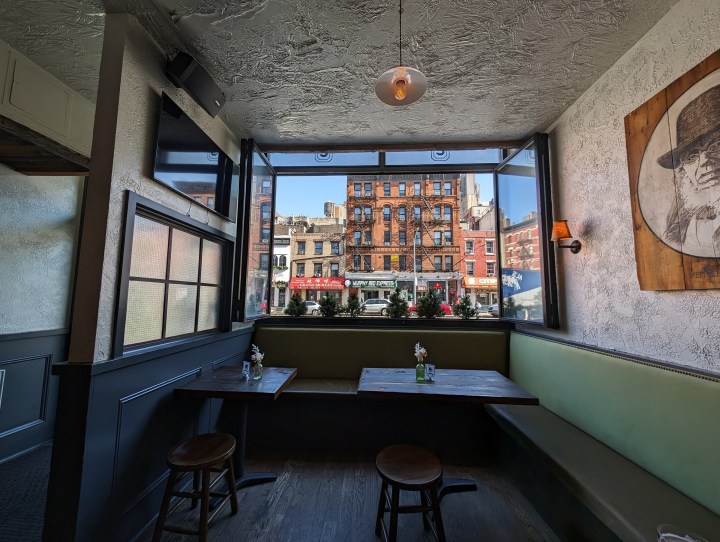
[414,342,427,363]
[250,344,264,366]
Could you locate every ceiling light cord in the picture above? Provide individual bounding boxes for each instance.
[399,0,403,66]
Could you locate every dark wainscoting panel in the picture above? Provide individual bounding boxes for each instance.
[44,327,253,542]
[0,329,68,462]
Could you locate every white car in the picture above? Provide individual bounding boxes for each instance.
[304,300,320,315]
[362,298,391,315]
[489,303,499,317]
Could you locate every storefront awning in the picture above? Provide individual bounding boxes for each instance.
[462,276,497,290]
[289,277,346,290]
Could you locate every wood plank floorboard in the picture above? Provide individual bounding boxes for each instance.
[145,450,559,542]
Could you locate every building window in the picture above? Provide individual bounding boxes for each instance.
[314,241,323,254]
[297,241,305,255]
[465,240,474,253]
[354,231,361,246]
[354,207,361,220]
[433,181,441,195]
[444,181,452,195]
[354,183,361,197]
[207,197,215,207]
[399,182,406,196]
[261,203,271,220]
[444,205,452,221]
[331,263,339,277]
[399,255,406,271]
[398,206,406,221]
[434,256,442,271]
[413,206,421,220]
[399,230,406,245]
[383,206,391,221]
[353,255,361,270]
[434,231,442,246]
[467,261,475,276]
[444,231,452,245]
[296,263,305,277]
[414,181,421,195]
[445,256,453,271]
[364,182,372,196]
[118,200,231,354]
[384,255,391,270]
[364,230,372,244]
[331,241,340,254]
[260,253,270,270]
[433,206,441,220]
[384,182,391,196]
[415,256,422,271]
[384,229,391,245]
[364,207,372,220]
[261,227,270,243]
[363,255,372,270]
[487,261,496,276]
[486,239,495,254]
[415,231,422,245]
[279,255,287,267]
[262,179,272,194]
[314,263,322,276]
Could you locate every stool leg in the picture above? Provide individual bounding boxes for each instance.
[388,485,400,542]
[225,457,239,514]
[152,469,177,542]
[199,467,211,542]
[429,487,446,542]
[191,470,200,509]
[375,480,388,536]
[420,489,431,531]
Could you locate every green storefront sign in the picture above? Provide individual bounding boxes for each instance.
[349,279,397,289]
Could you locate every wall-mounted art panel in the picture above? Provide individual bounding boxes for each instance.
[625,48,720,290]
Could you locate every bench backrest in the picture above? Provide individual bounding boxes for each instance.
[252,326,509,379]
[509,332,720,517]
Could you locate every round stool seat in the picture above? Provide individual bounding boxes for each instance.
[167,432,236,471]
[376,444,442,489]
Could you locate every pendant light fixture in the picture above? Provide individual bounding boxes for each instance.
[375,0,427,106]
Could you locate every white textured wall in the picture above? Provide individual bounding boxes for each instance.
[86,16,241,361]
[0,165,83,334]
[533,0,720,373]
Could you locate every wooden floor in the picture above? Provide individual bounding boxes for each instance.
[145,450,560,542]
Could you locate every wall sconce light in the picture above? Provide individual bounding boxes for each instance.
[551,220,582,254]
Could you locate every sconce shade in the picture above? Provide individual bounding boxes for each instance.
[375,66,427,106]
[551,220,572,241]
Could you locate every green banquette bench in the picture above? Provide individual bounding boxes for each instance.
[488,331,720,541]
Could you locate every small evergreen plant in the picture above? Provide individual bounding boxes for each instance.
[345,292,364,317]
[318,293,341,317]
[386,288,409,318]
[416,290,445,318]
[453,294,476,320]
[284,293,307,316]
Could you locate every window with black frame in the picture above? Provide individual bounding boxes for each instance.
[114,194,232,355]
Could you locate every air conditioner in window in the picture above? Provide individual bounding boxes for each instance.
[296,273,304,277]
[445,241,452,246]
[364,241,372,246]
[364,192,372,197]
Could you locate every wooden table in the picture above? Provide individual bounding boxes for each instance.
[175,366,297,489]
[357,368,539,499]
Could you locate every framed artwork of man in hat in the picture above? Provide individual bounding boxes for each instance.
[626,48,720,290]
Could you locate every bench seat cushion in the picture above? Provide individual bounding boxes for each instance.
[487,404,720,542]
[253,327,508,379]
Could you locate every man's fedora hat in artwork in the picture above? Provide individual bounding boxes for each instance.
[657,85,720,169]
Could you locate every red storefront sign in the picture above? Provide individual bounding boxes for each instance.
[289,277,346,290]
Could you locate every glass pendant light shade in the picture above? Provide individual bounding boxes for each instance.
[375,65,427,106]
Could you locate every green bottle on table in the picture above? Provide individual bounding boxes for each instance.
[416,361,425,382]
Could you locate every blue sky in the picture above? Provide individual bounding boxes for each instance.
[274,173,535,222]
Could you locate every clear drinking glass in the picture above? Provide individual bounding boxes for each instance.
[657,524,709,542]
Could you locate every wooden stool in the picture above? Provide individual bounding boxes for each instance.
[374,444,446,542]
[152,433,239,542]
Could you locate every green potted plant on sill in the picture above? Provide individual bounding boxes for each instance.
[453,294,476,320]
[415,290,445,318]
[386,287,409,318]
[284,293,307,316]
[344,292,364,317]
[318,293,341,317]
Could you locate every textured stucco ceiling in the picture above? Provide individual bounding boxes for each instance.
[1,0,680,146]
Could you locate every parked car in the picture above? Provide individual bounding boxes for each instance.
[304,300,320,315]
[475,303,490,315]
[361,298,391,315]
[489,303,499,317]
[408,303,453,316]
